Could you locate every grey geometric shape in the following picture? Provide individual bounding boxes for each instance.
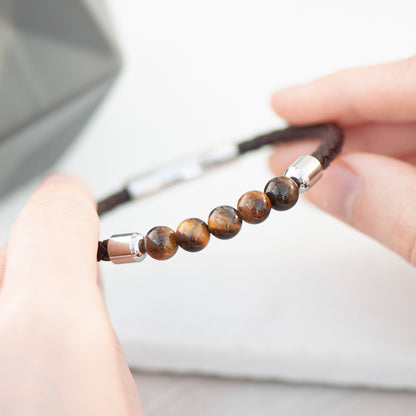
[0,0,121,197]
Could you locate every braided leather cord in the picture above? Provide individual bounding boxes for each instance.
[238,123,344,169]
[97,240,110,262]
[97,188,131,216]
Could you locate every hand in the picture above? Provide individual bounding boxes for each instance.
[269,56,416,267]
[0,175,143,415]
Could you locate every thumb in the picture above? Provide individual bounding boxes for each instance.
[3,174,101,297]
[270,150,416,266]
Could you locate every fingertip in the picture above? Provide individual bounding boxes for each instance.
[271,86,299,122]
[5,173,100,291]
[17,173,99,239]
[272,83,330,125]
[40,173,97,210]
[41,172,74,184]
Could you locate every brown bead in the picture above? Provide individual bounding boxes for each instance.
[237,190,271,224]
[208,205,242,240]
[176,218,210,252]
[145,226,178,260]
[264,176,299,211]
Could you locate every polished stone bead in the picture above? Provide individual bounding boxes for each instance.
[264,176,299,211]
[237,190,271,224]
[176,218,210,252]
[208,205,242,240]
[145,226,178,260]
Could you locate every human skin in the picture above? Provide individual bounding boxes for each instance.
[269,55,416,267]
[0,175,144,415]
[0,55,415,414]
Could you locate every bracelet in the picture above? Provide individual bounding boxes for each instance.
[96,123,343,264]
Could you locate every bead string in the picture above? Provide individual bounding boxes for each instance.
[98,176,300,262]
[96,123,344,264]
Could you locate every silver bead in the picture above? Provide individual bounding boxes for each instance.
[107,232,147,264]
[284,155,323,193]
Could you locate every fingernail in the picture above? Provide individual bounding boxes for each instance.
[316,161,361,222]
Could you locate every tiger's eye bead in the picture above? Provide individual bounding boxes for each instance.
[264,176,299,211]
[208,205,242,240]
[176,218,210,252]
[145,226,178,260]
[237,191,271,224]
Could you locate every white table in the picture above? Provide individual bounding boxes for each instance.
[133,372,416,416]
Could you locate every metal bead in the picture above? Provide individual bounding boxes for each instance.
[107,232,147,264]
[284,155,323,193]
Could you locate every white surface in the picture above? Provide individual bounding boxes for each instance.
[133,372,416,416]
[1,0,416,389]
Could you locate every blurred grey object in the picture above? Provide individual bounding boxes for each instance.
[0,0,121,197]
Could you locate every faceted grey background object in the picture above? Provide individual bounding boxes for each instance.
[0,0,121,197]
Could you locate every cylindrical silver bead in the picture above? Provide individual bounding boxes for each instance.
[126,143,239,200]
[108,232,147,264]
[284,155,323,193]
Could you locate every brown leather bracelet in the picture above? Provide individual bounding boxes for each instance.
[97,122,344,263]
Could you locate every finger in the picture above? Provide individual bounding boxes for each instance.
[272,55,416,125]
[97,264,104,294]
[269,122,416,167]
[3,174,100,294]
[270,151,416,265]
[0,245,7,291]
[401,151,416,165]
[345,122,416,157]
